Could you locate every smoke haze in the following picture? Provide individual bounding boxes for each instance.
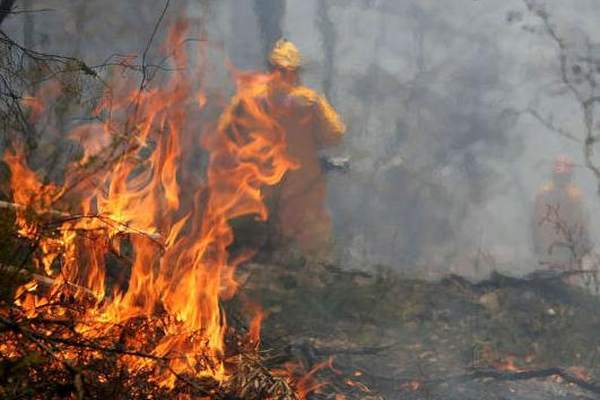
[5,0,600,279]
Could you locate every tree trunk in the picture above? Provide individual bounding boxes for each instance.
[253,0,286,64]
[0,0,16,27]
[22,0,34,53]
[73,0,87,56]
[316,0,335,99]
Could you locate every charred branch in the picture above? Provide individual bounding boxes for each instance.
[370,367,600,397]
[469,367,600,394]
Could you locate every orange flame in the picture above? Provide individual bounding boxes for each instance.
[400,380,421,391]
[5,20,297,389]
[567,366,591,381]
[272,357,341,399]
[492,355,523,372]
[247,305,265,346]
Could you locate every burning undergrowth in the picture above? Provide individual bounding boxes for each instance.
[0,21,359,399]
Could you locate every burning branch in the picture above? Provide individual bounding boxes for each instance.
[0,14,350,400]
[0,315,85,399]
[0,312,301,399]
[0,200,163,243]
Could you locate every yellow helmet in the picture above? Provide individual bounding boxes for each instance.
[268,38,302,70]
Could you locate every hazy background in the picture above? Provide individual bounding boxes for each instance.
[4,0,600,279]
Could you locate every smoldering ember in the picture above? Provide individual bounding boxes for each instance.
[2,2,600,400]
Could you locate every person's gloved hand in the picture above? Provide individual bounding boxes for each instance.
[319,156,350,173]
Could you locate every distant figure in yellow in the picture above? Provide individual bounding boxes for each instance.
[532,155,592,270]
[220,39,346,258]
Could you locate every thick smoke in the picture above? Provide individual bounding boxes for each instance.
[4,0,600,279]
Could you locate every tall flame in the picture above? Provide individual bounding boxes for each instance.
[5,20,297,387]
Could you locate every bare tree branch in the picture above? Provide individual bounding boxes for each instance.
[523,0,600,189]
[524,107,581,143]
[140,0,171,91]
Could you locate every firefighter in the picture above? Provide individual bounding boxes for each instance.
[222,39,346,259]
[532,155,592,270]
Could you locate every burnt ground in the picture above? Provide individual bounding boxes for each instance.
[237,259,600,400]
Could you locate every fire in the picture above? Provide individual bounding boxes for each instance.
[271,358,373,399]
[400,380,421,391]
[3,147,59,237]
[493,356,521,372]
[273,357,336,400]
[247,303,265,346]
[345,378,372,393]
[567,366,591,381]
[3,19,298,390]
